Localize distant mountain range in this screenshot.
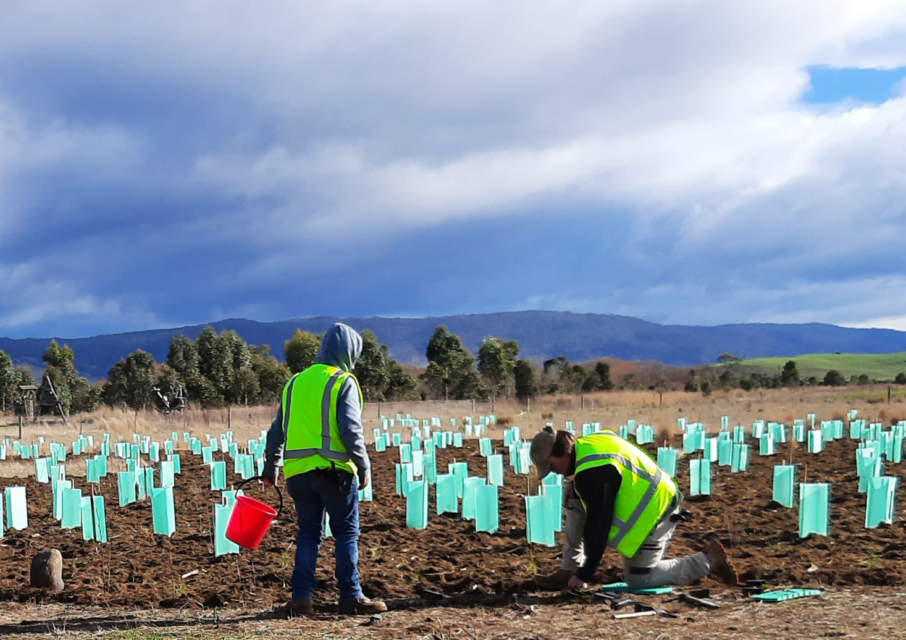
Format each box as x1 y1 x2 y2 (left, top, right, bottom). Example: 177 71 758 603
4 311 906 380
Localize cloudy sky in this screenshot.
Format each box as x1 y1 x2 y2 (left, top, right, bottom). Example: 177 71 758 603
2 1 906 339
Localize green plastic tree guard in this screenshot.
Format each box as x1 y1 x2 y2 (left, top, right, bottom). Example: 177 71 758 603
682 433 697 454
759 434 775 456
170 454 181 474
799 483 830 537
400 443 412 463
358 480 373 502
769 423 787 443
424 451 437 484
542 483 563 532
52 480 71 521
753 588 821 602
689 459 711 496
211 461 227 491
93 496 107 543
865 476 898 528
412 450 424 478
718 440 733 466
214 503 240 556
525 494 556 546
462 477 486 520
475 484 499 534
151 487 176 537
543 473 562 486
733 426 746 443
453 433 463 447
118 471 137 506
808 430 823 454
436 474 458 514
704 438 718 463
657 448 678 477
4 486 27 530
731 444 749 473
773 465 796 508
406 480 429 529
892 433 904 464
35 458 49 484
448 462 469 498
487 454 504 487
61 488 82 529
81 496 95 541
856 451 882 493
479 438 493 457
96 455 108 477
161 461 175 488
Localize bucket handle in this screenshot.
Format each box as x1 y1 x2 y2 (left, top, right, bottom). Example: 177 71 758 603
234 476 283 519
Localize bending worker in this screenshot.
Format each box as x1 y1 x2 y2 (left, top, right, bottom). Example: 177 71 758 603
530 426 738 591
263 323 386 616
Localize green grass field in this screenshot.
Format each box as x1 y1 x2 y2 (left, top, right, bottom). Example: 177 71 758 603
718 352 906 382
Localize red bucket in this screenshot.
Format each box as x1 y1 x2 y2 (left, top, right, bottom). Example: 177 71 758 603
225 478 283 550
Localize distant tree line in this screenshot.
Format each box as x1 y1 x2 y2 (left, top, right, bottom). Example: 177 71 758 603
6 332 906 416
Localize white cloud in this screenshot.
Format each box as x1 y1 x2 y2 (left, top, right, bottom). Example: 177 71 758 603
3 1 906 331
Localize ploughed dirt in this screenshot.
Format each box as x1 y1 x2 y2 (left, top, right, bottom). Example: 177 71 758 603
0 435 904 610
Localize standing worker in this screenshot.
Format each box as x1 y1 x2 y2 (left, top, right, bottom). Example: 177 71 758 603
263 323 386 616
530 426 738 590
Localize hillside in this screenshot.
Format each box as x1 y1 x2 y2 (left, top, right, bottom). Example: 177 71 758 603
723 352 906 382
4 311 906 380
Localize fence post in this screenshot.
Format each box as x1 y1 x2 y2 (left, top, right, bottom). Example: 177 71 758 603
228 406 232 431
581 395 585 410
19 415 23 439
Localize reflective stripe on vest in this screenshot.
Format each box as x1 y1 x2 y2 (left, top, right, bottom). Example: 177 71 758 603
574 432 676 558
283 369 350 461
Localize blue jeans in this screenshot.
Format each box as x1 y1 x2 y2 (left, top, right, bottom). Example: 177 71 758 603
286 470 362 601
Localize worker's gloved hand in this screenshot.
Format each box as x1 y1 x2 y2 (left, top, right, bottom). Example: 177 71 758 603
262 464 276 488
567 575 587 591
358 474 371 491
564 481 577 501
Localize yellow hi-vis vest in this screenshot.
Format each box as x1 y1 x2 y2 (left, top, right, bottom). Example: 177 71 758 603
281 364 362 480
573 431 677 558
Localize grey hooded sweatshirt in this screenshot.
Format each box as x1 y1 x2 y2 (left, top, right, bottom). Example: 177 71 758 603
264 323 371 485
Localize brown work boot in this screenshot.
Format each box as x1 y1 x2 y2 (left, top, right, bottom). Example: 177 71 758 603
534 568 575 591
274 598 314 616
338 596 387 615
703 541 738 586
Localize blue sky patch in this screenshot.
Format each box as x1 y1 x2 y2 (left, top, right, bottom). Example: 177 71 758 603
803 65 906 104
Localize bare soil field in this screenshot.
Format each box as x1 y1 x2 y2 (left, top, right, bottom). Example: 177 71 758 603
3 391 906 638
1 435 904 612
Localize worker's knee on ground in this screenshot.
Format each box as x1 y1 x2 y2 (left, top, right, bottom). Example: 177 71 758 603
623 570 652 589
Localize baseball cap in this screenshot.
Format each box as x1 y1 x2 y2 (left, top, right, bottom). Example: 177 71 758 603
530 426 556 479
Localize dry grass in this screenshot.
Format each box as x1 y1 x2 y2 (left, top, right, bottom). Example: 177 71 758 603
0 386 894 451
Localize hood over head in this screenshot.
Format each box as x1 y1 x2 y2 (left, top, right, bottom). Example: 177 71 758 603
315 323 363 372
